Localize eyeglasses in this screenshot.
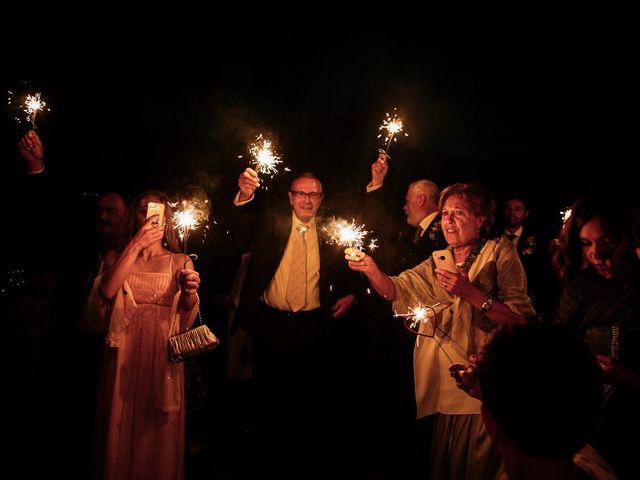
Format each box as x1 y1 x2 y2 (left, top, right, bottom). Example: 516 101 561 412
290 191 324 200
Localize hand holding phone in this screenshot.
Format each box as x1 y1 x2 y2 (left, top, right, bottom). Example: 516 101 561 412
432 249 457 273
146 201 165 227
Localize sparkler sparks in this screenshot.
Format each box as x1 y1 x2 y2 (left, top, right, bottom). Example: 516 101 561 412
560 207 572 224
7 90 50 128
323 218 372 261
394 303 436 331
324 218 368 250
395 301 464 364
249 134 282 177
23 92 48 129
171 198 210 255
377 108 408 157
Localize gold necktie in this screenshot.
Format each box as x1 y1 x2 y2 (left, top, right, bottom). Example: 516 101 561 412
286 224 308 312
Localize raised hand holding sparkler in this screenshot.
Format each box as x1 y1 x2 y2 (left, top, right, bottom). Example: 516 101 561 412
237 167 261 202
17 130 44 173
377 107 408 159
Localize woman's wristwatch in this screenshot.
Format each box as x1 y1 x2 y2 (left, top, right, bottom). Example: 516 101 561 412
480 294 494 313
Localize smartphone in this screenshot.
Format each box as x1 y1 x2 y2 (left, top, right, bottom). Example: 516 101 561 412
146 201 165 227
432 249 457 273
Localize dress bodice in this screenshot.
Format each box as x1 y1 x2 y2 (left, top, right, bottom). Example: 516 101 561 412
128 254 177 306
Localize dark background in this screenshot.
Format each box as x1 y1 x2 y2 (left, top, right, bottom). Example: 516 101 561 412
2 5 632 238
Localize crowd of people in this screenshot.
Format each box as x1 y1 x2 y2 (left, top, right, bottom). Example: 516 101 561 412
3 130 639 479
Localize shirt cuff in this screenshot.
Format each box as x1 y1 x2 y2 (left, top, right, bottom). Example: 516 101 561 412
233 190 254 206
366 182 383 193
27 164 45 175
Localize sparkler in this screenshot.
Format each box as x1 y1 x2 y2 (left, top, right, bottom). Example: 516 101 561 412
377 108 408 158
171 198 210 258
394 301 465 365
394 303 435 331
323 217 372 260
23 92 47 129
560 207 572 224
249 134 283 177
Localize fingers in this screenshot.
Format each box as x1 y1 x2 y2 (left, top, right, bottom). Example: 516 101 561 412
238 168 261 196
144 215 163 229
241 167 260 184
18 131 41 152
180 269 200 295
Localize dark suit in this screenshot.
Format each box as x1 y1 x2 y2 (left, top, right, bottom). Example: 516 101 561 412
231 198 361 471
234 208 356 330
502 228 559 321
392 216 448 275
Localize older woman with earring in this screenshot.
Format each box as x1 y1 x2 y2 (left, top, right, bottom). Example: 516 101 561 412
348 182 535 480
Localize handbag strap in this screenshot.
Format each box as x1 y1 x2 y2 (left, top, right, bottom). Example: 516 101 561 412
169 253 201 336
169 294 201 337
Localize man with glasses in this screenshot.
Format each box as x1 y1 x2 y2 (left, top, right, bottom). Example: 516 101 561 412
230 167 360 475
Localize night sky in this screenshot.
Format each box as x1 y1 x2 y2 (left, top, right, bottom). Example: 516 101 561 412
2 6 631 236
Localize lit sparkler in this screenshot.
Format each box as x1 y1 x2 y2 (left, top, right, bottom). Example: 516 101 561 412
377 107 408 158
394 301 463 364
560 207 572 224
323 217 370 260
394 303 434 331
23 92 47 129
249 134 282 177
171 198 210 256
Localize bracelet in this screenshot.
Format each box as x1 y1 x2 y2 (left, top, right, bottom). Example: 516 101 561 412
480 294 494 313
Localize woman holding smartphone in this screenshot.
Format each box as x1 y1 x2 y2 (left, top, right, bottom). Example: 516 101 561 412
347 182 535 480
92 189 201 480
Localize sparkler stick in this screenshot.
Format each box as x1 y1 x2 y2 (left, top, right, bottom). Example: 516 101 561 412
377 108 408 159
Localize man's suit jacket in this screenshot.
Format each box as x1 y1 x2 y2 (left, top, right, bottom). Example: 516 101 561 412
233 204 360 332
392 216 448 275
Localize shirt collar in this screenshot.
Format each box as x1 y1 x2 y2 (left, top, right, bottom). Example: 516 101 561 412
419 211 439 233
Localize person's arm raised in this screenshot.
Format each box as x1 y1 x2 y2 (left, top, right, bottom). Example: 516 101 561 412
18 130 44 173
100 216 165 300
235 167 261 204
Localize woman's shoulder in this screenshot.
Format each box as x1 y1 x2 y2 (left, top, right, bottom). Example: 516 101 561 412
485 236 518 256
170 252 194 270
